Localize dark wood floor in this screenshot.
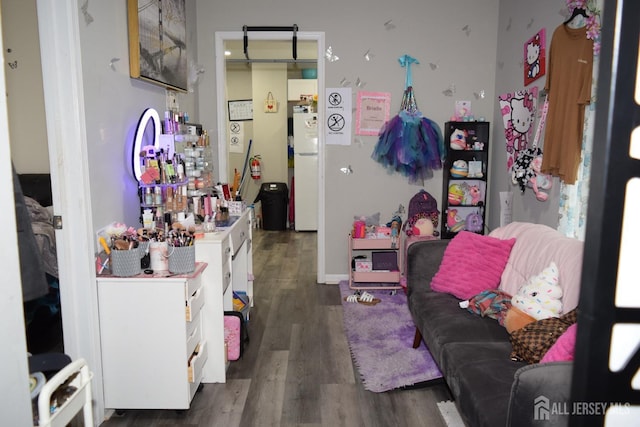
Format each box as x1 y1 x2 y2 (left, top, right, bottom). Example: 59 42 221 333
100 229 451 426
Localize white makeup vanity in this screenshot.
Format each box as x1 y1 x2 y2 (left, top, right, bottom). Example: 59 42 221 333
96 209 253 410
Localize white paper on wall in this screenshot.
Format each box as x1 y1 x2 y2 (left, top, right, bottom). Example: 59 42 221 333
229 122 244 153
500 191 513 227
325 87 352 146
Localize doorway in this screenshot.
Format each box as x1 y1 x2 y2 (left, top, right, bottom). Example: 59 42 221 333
215 31 326 284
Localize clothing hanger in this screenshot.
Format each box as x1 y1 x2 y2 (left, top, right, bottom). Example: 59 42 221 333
563 7 589 25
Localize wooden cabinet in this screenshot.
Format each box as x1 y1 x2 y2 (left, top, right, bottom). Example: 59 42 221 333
195 209 253 383
97 263 207 410
441 121 490 239
348 234 402 291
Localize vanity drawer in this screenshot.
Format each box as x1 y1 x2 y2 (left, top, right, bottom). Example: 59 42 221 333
221 236 232 261
186 310 199 340
222 259 232 293
229 220 248 257
186 318 201 358
185 272 203 302
185 287 204 322
187 340 207 384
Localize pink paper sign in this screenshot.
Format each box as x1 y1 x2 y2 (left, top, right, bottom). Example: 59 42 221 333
356 91 391 136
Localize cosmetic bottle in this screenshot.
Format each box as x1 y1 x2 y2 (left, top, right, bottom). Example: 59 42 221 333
143 187 151 205
154 186 163 205
155 207 164 231
164 111 174 134
165 186 174 212
142 209 154 230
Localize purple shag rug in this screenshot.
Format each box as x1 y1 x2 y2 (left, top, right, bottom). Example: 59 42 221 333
339 281 442 392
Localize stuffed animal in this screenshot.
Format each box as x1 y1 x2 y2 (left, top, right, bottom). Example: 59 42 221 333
404 190 440 237
528 154 552 202
468 185 482 206
464 211 483 233
450 129 468 150
450 160 468 178
504 306 536 333
448 184 465 205
411 217 434 236
512 147 552 202
504 262 563 333
446 209 465 232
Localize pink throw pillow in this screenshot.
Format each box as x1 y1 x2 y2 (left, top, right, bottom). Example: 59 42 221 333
431 231 516 300
541 323 577 363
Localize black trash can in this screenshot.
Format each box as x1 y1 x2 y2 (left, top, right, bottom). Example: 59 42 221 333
255 182 289 230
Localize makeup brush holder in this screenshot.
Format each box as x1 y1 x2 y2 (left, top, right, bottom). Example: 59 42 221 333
168 245 195 274
111 247 143 277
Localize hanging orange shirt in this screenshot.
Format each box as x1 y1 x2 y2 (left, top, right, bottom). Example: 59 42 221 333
541 24 594 184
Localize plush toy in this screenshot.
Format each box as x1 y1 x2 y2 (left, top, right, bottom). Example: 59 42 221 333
464 211 483 233
468 184 482 206
450 160 468 178
448 184 465 205
446 209 465 232
504 306 536 333
404 190 440 237
504 262 563 332
450 128 468 150
512 147 552 202
528 154 552 202
411 217 434 236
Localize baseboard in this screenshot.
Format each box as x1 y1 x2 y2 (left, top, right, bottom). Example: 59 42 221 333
324 274 349 284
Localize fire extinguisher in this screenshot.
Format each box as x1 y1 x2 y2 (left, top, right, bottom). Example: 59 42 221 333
250 155 262 180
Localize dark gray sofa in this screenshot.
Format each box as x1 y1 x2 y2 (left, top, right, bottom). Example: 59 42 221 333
406 236 575 427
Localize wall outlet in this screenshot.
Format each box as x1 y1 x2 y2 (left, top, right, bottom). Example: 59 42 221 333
166 89 178 112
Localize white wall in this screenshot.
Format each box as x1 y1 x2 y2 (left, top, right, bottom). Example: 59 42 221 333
197 0 501 278
226 67 254 197
250 63 289 198
1 0 49 173
78 1 199 230
0 17 32 426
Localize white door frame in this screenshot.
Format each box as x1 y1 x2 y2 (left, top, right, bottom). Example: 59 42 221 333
36 0 105 422
215 31 326 284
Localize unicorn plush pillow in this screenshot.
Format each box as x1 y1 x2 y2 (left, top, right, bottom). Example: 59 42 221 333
512 262 563 320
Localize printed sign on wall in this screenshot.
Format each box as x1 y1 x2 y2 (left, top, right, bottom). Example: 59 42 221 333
325 87 352 146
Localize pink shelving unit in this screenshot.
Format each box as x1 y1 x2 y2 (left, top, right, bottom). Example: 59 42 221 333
348 233 402 291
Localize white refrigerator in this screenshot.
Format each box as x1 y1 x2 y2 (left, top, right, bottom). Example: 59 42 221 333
293 112 319 231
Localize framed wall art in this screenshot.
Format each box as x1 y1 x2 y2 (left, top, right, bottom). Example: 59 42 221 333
524 29 546 87
127 0 188 92
228 100 254 121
